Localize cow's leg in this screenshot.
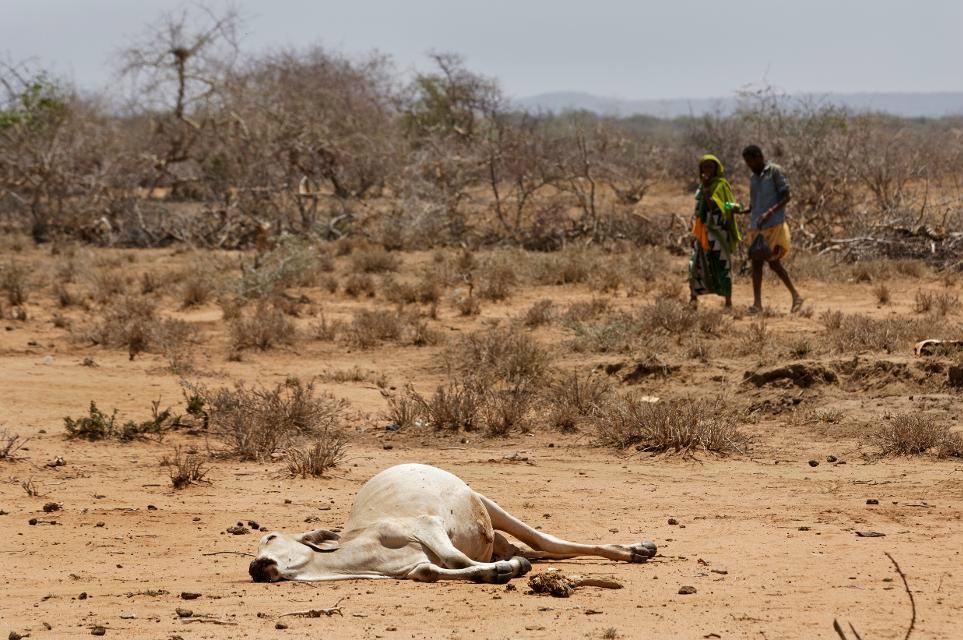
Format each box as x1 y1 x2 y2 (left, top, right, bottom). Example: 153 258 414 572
481 495 657 563
406 557 532 584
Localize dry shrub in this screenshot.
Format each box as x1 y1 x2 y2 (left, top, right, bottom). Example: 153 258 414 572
164 446 209 489
529 248 594 285
79 296 195 359
382 272 441 305
476 254 517 301
351 247 400 274
230 302 297 352
455 291 481 316
344 309 402 348
821 310 950 353
481 386 532 436
523 299 555 327
285 436 348 477
561 297 610 323
543 369 612 432
587 262 628 293
1 262 29 306
914 290 934 314
413 378 485 432
637 297 698 334
0 428 29 460
309 312 342 341
382 384 424 430
185 378 347 461
595 396 747 455
873 283 891 305
869 414 958 455
454 324 550 385
54 281 75 307
343 273 376 297
235 240 328 299
88 267 129 304
181 272 218 308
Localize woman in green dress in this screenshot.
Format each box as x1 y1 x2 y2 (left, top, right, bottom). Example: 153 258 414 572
689 154 741 309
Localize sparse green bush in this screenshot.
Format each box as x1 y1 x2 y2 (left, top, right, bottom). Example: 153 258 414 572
0 428 29 460
64 400 172 442
1 262 29 306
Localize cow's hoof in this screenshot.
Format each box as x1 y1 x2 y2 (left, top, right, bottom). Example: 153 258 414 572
513 556 533 577
628 541 658 563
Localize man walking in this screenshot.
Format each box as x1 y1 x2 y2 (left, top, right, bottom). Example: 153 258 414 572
742 145 803 314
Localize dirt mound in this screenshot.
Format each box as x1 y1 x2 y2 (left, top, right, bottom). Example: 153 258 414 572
744 362 838 388
604 357 679 384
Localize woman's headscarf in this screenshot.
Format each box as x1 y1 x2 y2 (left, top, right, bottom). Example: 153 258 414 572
695 154 741 253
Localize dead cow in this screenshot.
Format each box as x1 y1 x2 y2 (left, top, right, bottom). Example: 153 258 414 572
250 463 657 583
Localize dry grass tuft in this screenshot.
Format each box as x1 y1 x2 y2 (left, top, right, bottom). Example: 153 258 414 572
595 396 747 455
229 302 297 352
163 446 210 489
543 369 612 432
285 436 348 477
351 247 400 274
522 299 555 327
820 310 951 353
184 378 347 461
1 261 30 306
453 324 550 386
873 283 891 305
0 428 29 460
869 414 957 456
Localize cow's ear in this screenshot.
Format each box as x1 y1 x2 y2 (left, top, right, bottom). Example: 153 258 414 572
301 539 340 552
297 529 341 552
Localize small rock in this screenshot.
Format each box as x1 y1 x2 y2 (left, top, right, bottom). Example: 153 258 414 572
226 524 250 535
9 632 25 640
146 505 157 511
284 499 292 504
798 526 811 531
826 455 838 463
383 444 393 450
43 502 61 513
678 585 697 595
710 568 728 575
856 531 885 537
808 460 819 467
95 522 105 527
192 517 201 522
667 518 679 525
275 622 288 630
82 356 97 367
78 592 88 600
90 627 106 636
119 613 136 620
246 520 260 530
180 592 202 600
28 518 38 525
866 499 879 505
175 607 193 618
385 422 401 432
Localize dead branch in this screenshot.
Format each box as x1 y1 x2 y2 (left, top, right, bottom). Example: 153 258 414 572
278 597 346 618
885 552 916 640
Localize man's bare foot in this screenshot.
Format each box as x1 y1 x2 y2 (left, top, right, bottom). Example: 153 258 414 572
791 297 804 313
747 305 763 315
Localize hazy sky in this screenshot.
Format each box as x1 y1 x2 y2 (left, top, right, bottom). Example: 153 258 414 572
2 0 961 100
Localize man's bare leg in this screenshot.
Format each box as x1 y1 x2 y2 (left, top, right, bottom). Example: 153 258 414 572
750 259 765 312
768 260 803 311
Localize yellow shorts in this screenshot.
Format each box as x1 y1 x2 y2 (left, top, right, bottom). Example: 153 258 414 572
747 223 791 261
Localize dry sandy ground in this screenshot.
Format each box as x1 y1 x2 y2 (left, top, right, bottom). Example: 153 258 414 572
2 239 963 639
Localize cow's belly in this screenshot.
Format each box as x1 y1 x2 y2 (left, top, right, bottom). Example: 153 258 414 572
342 464 495 561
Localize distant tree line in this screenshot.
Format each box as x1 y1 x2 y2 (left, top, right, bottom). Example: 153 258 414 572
2 6 961 252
